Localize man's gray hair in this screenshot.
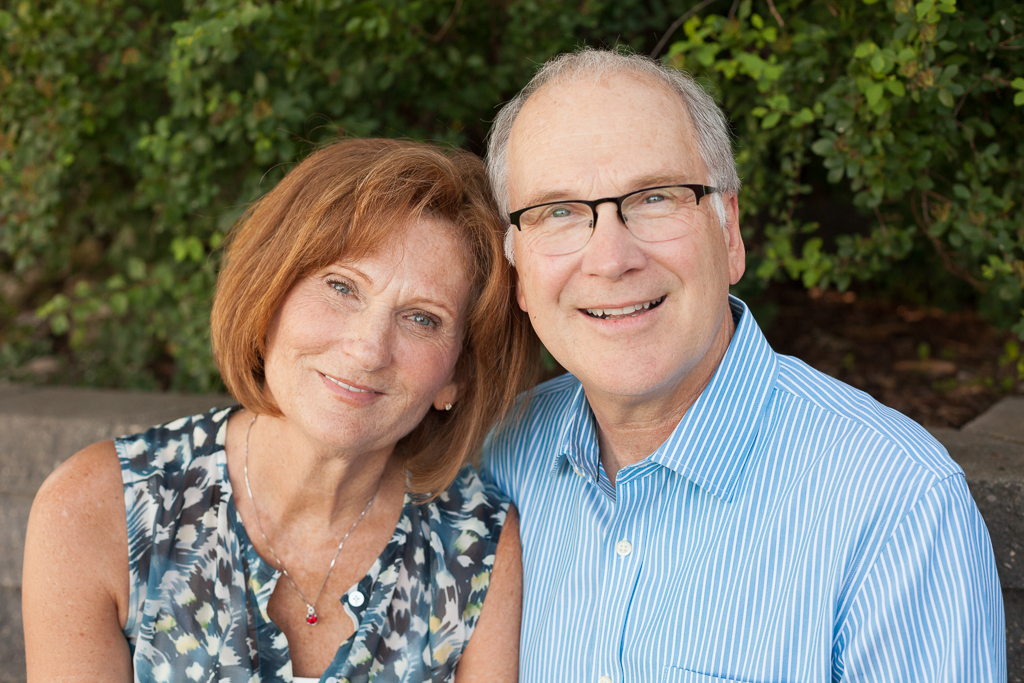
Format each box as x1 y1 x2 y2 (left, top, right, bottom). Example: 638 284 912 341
485 48 741 264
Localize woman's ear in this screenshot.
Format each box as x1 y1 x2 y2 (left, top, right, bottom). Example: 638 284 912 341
433 380 459 412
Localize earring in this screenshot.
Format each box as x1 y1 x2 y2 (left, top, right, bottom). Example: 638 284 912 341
444 403 453 411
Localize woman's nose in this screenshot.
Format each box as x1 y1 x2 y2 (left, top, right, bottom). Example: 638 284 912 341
344 312 393 371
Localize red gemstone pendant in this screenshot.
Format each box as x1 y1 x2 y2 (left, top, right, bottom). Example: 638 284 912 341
306 605 318 626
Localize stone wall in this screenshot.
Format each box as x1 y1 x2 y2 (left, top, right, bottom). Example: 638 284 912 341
1 384 1019 680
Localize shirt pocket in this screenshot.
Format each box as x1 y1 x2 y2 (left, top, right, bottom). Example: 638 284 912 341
661 666 751 683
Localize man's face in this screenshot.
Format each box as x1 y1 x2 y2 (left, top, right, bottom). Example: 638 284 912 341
507 72 745 408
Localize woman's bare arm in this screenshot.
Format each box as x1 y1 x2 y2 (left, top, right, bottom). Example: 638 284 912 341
23 440 132 682
455 506 522 683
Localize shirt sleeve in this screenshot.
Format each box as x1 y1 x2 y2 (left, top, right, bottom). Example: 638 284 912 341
834 473 1005 681
479 428 518 507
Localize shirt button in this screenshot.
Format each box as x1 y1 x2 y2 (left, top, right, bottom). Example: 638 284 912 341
598 676 612 683
348 590 365 607
615 540 632 557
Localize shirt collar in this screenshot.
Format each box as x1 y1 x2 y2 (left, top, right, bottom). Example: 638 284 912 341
549 296 779 502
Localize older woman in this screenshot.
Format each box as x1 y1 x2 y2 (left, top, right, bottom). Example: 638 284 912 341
23 138 539 682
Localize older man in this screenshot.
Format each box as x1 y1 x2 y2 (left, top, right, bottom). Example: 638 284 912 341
481 49 1004 682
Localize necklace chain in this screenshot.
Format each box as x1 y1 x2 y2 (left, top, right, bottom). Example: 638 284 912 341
243 414 377 626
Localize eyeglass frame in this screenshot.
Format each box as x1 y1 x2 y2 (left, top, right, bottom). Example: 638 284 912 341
508 184 720 233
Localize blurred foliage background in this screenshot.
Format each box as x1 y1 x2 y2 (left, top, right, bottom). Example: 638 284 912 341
0 0 1022 393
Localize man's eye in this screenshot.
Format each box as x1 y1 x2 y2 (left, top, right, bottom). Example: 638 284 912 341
643 193 666 204
410 313 436 327
551 207 572 218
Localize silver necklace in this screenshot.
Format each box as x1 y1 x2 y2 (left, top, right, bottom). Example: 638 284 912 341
243 414 377 626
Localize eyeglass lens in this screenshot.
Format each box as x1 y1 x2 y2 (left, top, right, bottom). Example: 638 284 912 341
517 186 704 256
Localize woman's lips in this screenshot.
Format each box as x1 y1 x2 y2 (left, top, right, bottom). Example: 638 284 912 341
320 372 381 394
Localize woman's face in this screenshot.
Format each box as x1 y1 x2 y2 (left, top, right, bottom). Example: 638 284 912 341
263 217 471 456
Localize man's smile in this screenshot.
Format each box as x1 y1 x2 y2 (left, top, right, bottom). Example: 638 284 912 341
582 295 666 320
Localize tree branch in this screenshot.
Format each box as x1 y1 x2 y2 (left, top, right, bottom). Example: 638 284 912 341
432 0 463 43
650 0 722 59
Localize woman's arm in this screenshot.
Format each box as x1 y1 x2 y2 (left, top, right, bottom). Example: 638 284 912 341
455 506 522 683
22 440 133 682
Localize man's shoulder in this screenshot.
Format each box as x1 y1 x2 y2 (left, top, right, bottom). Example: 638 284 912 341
483 373 581 474
772 353 961 480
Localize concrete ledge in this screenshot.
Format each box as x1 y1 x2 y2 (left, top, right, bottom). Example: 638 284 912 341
0 587 23 682
964 397 1024 445
0 384 233 495
0 385 233 683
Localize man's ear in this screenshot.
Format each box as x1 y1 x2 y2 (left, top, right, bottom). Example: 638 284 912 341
724 193 746 285
512 254 530 313
516 273 529 313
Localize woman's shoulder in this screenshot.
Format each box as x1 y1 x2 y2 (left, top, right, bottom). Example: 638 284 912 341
25 439 131 630
430 464 510 527
413 465 510 569
117 405 237 482
32 439 124 531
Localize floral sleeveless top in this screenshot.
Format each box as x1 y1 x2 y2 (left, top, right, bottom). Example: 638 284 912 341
115 406 509 683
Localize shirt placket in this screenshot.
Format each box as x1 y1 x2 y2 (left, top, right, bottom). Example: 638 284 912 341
591 464 658 683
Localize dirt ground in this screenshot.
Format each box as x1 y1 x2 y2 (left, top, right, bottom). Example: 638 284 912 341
760 284 1020 429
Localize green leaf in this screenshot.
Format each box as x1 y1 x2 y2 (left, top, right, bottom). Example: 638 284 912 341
50 313 69 336
938 89 954 108
886 79 906 97
110 292 129 316
870 53 885 73
1014 91 1024 107
761 111 782 129
864 82 885 107
811 138 834 155
854 42 875 59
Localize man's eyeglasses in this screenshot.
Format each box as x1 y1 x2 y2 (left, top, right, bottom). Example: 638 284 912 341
509 184 719 256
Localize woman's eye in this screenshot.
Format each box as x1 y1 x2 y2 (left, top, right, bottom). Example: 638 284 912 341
410 313 436 327
329 280 352 295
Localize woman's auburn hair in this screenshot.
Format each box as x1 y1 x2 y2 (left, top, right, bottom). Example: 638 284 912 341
211 137 540 497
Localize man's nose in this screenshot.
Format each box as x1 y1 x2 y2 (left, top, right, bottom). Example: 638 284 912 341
580 203 647 279
343 310 393 371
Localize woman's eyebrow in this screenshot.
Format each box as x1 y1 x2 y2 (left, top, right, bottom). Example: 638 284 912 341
332 264 374 285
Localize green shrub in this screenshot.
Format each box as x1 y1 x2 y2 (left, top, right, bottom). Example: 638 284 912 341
1 0 1021 392
0 0 590 390
664 0 1024 327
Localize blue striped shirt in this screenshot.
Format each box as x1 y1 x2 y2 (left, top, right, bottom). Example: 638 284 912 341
482 296 1004 682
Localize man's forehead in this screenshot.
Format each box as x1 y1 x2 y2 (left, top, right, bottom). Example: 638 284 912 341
506 71 703 204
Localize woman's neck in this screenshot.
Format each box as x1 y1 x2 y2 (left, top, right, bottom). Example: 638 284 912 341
226 408 402 533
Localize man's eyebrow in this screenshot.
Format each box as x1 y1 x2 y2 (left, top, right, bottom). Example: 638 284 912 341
519 174 694 209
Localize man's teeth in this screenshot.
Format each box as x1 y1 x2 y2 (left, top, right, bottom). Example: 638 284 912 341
325 375 373 393
586 296 664 319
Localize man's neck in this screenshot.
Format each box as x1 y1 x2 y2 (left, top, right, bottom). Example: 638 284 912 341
589 311 737 485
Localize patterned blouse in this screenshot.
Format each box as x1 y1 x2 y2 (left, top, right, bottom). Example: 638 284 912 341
116 406 509 683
